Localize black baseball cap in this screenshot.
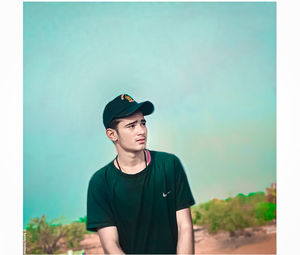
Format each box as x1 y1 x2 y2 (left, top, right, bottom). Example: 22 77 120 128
103 94 154 129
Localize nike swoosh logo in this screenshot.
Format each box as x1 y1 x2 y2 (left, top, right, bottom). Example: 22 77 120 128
163 191 171 197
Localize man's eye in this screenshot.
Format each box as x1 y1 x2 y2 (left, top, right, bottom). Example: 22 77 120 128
129 124 135 128
142 122 146 126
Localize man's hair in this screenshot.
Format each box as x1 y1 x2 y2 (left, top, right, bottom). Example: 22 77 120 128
107 118 121 131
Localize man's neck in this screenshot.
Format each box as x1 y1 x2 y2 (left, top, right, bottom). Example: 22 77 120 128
114 147 147 173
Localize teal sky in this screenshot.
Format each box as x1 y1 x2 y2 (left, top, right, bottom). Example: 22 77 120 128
23 2 276 228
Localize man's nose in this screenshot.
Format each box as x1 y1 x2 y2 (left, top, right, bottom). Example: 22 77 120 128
137 123 146 135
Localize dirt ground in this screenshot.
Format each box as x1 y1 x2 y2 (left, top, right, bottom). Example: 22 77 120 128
79 224 276 254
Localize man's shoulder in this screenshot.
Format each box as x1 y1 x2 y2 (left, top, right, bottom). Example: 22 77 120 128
151 150 180 163
89 161 113 184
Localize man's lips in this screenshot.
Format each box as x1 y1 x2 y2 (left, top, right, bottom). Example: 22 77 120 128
136 137 146 142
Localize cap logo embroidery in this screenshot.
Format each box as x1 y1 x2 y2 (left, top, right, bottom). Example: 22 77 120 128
121 94 135 102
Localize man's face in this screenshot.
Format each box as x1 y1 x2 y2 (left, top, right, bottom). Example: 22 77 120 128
115 112 148 152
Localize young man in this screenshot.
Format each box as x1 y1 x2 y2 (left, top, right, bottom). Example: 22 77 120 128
87 94 195 254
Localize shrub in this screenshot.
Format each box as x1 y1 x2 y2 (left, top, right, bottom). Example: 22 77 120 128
192 189 276 235
25 215 86 254
255 202 276 222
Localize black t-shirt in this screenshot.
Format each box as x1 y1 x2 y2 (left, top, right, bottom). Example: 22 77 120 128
87 150 195 254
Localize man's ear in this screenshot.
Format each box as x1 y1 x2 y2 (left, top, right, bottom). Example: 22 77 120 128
106 128 118 142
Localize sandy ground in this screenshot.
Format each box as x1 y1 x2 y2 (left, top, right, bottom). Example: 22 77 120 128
79 224 276 254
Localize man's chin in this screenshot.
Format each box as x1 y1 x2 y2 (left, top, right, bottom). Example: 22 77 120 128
131 145 147 153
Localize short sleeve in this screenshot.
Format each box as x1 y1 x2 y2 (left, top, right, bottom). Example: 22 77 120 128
86 174 115 232
174 157 195 211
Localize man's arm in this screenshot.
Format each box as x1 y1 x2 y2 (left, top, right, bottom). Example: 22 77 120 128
97 226 125 254
176 207 194 254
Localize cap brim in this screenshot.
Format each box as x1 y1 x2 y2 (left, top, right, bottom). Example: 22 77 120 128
115 101 154 119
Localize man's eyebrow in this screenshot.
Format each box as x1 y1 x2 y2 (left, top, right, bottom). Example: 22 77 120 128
125 120 138 127
124 119 146 127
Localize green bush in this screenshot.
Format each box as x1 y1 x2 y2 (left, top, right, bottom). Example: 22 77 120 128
192 189 276 235
25 215 86 254
255 202 276 222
